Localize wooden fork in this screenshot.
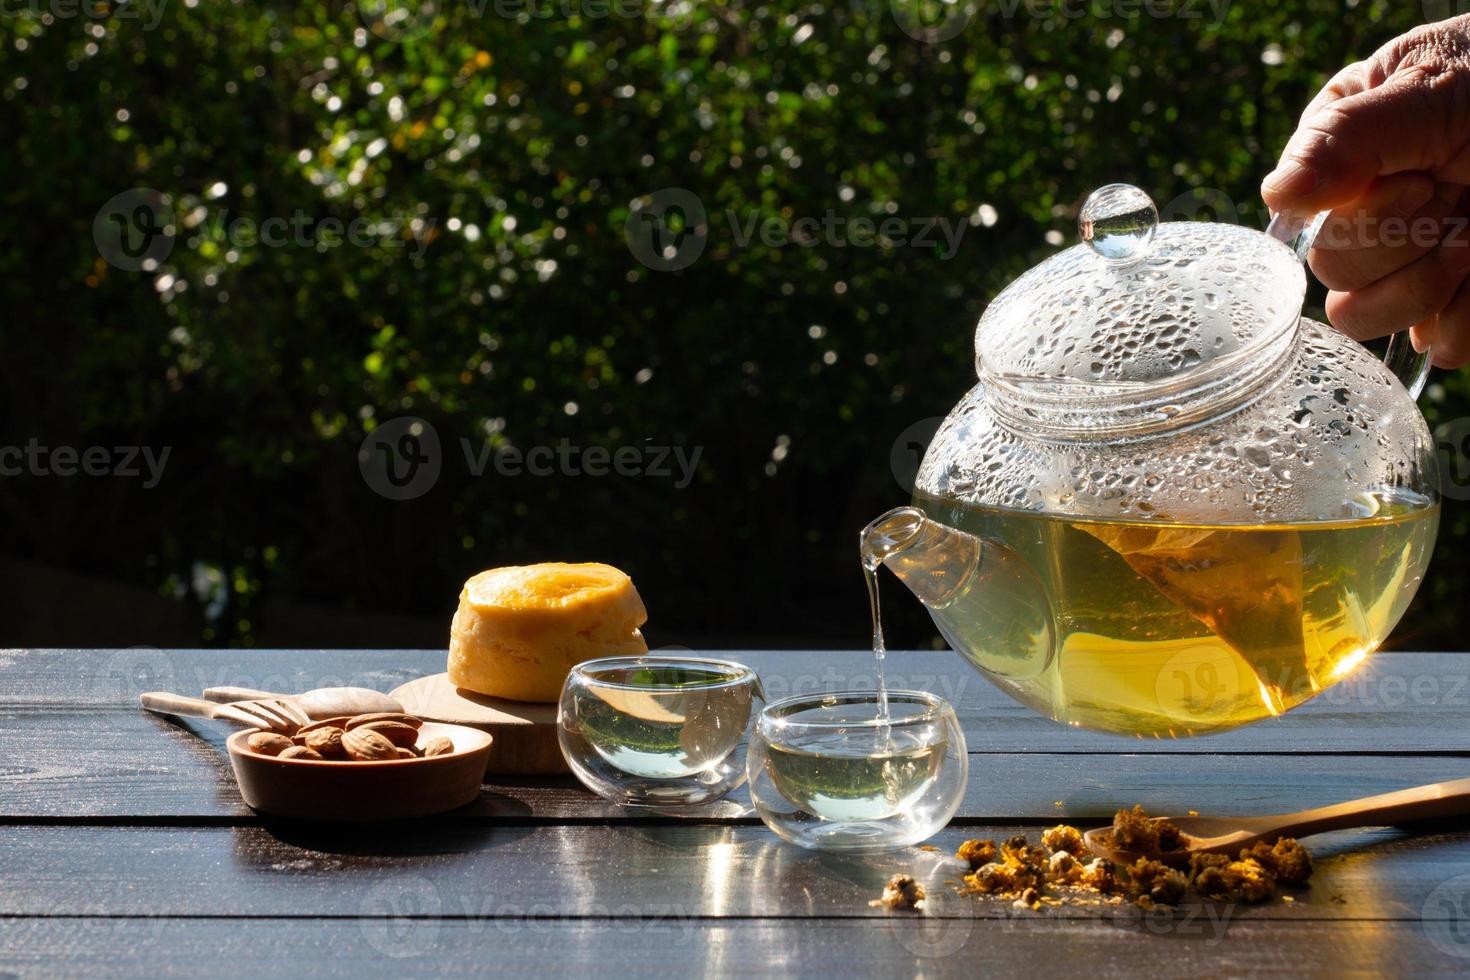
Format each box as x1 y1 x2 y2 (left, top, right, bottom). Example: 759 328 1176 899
140 691 311 734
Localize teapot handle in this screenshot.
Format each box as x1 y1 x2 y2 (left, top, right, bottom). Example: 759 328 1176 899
1266 210 1432 399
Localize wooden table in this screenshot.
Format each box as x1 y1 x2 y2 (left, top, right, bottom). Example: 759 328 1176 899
7 648 1470 976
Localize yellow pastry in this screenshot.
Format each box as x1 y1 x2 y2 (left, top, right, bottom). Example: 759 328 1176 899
448 563 648 702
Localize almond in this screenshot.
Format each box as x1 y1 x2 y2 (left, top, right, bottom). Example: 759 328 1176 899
279 745 324 760
304 726 346 759
345 712 423 731
355 720 420 747
294 716 354 738
247 732 294 757
341 727 398 761
394 747 417 760
420 736 454 757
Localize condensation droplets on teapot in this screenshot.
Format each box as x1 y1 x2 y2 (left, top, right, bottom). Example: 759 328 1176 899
864 184 1441 738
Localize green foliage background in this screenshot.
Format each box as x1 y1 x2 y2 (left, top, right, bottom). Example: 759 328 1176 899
0 0 1465 648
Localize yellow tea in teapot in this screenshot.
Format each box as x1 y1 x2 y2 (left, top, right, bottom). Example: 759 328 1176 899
912 491 1437 736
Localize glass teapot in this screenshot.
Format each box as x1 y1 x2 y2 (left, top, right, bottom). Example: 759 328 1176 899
865 184 1441 738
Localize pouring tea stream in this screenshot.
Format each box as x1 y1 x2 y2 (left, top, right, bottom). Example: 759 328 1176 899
862 184 1440 738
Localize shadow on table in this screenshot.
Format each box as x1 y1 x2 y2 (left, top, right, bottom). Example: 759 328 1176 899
252 817 536 857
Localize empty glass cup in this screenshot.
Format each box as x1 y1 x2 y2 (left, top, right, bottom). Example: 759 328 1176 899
558 656 764 807
747 690 967 850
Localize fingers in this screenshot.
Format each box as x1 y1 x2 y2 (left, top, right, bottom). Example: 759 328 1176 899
1262 70 1450 215
1308 173 1439 291
1294 60 1372 127
1411 314 1442 355
1271 18 1470 369
1324 210 1470 340
1430 283 1470 368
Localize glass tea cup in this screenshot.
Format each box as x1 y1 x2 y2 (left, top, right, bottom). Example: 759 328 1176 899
558 656 765 807
747 690 967 851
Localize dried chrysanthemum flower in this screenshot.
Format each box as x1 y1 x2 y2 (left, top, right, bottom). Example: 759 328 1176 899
1048 850 1083 885
1107 804 1185 853
942 806 1304 914
1012 886 1041 910
1000 835 1050 871
1126 858 1188 906
1127 859 1171 897
1000 835 1035 859
1008 860 1044 893
1081 857 1118 894
956 838 998 871
1194 857 1275 903
1188 852 1231 877
966 862 1013 895
1229 858 1276 902
1155 820 1187 853
1041 824 1086 856
871 873 925 909
1241 838 1312 885
1150 870 1189 907
1109 804 1159 851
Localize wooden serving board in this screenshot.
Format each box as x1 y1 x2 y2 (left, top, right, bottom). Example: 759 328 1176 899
390 672 566 775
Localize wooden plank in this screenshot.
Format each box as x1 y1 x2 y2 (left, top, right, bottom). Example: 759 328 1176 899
4 647 432 707
12 647 1470 753
4 917 1467 979
2 823 1468 923
8 703 1470 820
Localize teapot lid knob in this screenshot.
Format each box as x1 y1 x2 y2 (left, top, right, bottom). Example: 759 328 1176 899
1079 183 1158 263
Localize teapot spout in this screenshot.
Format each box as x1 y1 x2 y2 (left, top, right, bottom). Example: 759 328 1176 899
861 507 983 607
861 507 1056 681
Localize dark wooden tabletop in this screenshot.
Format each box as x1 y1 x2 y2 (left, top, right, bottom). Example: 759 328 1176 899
7 648 1470 977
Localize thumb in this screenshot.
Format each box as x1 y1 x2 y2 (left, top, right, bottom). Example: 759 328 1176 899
1261 74 1445 215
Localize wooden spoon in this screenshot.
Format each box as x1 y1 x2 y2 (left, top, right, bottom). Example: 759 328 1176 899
1084 777 1470 869
201 685 403 720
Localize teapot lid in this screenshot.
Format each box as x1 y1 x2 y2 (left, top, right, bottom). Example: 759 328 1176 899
977 184 1306 438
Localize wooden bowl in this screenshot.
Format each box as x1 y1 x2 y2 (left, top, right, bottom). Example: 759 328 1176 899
226 722 493 821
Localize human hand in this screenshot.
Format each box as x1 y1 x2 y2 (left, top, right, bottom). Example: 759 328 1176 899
1261 15 1470 369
